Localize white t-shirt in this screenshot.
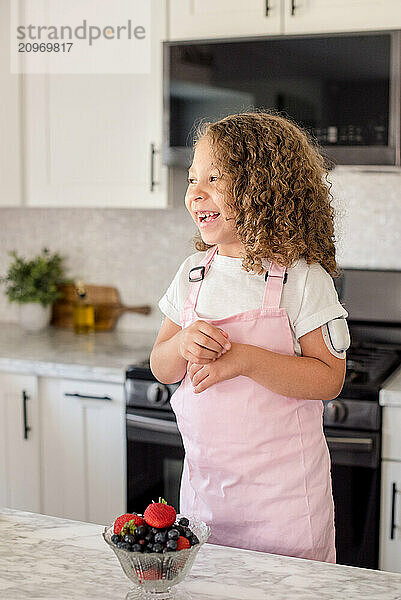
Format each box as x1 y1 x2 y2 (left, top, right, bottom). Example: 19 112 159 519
158 251 348 356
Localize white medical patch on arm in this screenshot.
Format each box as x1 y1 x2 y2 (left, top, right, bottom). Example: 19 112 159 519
321 317 350 359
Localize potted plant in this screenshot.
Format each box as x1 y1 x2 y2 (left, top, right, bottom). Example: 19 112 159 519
0 247 70 332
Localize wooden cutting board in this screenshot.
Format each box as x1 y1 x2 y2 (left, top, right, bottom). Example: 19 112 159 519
51 284 151 331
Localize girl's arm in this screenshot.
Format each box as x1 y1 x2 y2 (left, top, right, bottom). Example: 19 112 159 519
150 317 231 385
188 326 346 401
150 318 187 384
241 327 346 400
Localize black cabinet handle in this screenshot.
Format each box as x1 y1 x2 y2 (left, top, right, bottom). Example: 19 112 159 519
390 482 398 539
265 1 270 16
291 0 296 15
22 390 31 440
150 143 159 192
64 392 112 401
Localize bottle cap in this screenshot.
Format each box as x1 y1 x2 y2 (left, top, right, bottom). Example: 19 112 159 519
75 279 87 299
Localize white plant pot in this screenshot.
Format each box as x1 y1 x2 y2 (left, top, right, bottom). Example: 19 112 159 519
18 303 52 332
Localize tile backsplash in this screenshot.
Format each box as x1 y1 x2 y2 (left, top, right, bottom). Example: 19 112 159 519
1 167 400 333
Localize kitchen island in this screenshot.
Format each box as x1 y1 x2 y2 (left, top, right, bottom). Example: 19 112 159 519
1 509 401 600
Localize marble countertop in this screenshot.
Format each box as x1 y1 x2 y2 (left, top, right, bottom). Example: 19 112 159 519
380 365 401 407
1 508 401 600
0 322 157 383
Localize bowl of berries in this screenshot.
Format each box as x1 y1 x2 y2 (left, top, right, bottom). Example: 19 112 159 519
103 498 210 599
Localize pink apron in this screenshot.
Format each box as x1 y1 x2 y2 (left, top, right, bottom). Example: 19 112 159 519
170 245 336 563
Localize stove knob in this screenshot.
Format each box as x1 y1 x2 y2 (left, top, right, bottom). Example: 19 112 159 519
325 400 347 424
147 383 169 406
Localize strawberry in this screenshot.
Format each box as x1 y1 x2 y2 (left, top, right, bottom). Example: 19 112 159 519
140 568 161 580
113 513 145 534
143 498 176 529
176 536 191 551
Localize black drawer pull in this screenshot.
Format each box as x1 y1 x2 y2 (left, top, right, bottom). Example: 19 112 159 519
150 143 159 192
64 392 112 401
22 390 31 440
265 0 270 16
291 0 296 15
390 482 399 540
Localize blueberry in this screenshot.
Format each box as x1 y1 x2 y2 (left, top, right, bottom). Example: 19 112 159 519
166 540 177 551
190 534 199 546
146 542 154 551
120 542 131 550
167 528 180 541
152 542 164 553
183 527 192 539
179 517 189 527
163 546 174 553
174 525 185 536
116 541 123 548
151 527 159 534
145 532 154 542
154 531 166 544
124 534 136 545
143 546 153 553
135 525 148 538
132 543 142 552
111 534 120 545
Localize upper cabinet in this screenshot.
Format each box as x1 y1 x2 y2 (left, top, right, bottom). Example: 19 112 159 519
0 0 22 206
283 0 401 35
168 0 401 41
22 0 168 208
168 0 281 40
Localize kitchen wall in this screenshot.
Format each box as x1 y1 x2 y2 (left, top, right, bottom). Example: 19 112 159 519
0 165 400 333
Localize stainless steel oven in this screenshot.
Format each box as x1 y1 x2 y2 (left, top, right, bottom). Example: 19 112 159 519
324 396 382 568
125 366 183 511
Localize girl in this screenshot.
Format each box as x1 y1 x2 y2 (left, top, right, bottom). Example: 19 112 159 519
150 110 349 563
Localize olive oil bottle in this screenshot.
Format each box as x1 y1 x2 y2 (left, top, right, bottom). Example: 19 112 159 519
72 280 95 334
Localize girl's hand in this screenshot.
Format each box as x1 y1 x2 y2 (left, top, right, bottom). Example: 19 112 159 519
178 320 231 365
187 343 245 393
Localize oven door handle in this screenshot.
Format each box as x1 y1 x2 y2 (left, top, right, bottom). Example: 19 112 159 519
126 413 179 435
325 436 373 451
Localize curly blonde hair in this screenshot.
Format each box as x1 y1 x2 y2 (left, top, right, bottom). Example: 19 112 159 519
192 109 340 277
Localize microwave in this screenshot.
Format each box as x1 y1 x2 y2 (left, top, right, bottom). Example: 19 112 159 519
163 31 401 169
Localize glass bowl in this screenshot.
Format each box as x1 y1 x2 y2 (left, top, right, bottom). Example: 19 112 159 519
103 514 210 599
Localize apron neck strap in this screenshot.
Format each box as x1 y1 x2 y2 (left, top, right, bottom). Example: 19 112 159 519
183 245 218 313
262 260 287 309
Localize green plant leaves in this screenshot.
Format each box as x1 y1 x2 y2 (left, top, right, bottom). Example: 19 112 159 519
0 247 71 306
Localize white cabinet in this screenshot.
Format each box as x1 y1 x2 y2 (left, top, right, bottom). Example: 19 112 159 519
283 0 401 34
168 0 281 40
0 0 22 206
40 377 126 525
380 460 401 573
380 405 401 573
0 373 40 512
168 0 401 41
23 0 168 208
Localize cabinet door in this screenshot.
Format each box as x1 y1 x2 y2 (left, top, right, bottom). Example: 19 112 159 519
41 377 126 524
0 0 22 206
168 0 282 41
23 0 168 208
380 460 401 573
0 373 40 511
382 406 401 461
283 0 401 34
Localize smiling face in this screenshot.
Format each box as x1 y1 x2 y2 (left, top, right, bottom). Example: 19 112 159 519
185 137 244 257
